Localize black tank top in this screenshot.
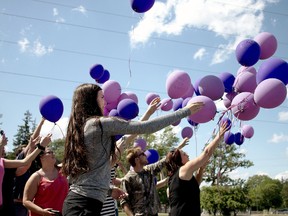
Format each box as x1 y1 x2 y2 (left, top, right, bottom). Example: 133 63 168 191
169 169 200 216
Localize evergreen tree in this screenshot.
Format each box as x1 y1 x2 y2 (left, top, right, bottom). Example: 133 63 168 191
13 110 36 151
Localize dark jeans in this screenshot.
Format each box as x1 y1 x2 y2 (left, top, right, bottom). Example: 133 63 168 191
62 191 103 216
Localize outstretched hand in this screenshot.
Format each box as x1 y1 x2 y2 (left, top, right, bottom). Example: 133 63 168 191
185 102 204 115
0 133 8 148
146 97 161 116
39 133 52 148
176 137 190 150
219 121 230 136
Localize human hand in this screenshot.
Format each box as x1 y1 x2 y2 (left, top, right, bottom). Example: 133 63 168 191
111 187 128 200
146 97 161 116
176 137 189 149
0 132 8 148
40 133 52 148
219 121 230 136
185 102 204 115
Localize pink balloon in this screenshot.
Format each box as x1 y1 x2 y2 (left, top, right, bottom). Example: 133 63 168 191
237 66 257 75
254 78 287 109
181 127 193 139
231 92 260 121
119 91 138 104
133 138 147 150
105 100 118 112
145 93 160 105
233 71 257 93
182 97 192 108
188 96 216 123
166 71 191 99
198 75 225 101
254 32 277 60
241 125 254 138
102 80 121 103
160 98 173 111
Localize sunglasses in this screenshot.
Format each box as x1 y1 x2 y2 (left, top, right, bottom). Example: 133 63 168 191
40 150 54 156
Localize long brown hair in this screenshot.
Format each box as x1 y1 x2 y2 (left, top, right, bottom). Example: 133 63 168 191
166 149 184 177
62 83 117 178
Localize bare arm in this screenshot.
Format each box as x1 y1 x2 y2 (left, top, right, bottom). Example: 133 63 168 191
176 137 189 150
122 203 134 216
195 160 209 185
4 134 52 169
156 177 168 189
179 123 228 181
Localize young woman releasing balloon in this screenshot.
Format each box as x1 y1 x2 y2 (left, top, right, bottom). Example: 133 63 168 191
61 83 204 216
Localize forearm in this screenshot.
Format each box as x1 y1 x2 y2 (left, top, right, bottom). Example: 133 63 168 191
195 167 205 185
122 203 134 216
23 200 46 216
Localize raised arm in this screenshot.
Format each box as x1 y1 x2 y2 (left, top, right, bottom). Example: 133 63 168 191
176 137 189 150
3 134 52 169
179 122 229 181
114 97 161 158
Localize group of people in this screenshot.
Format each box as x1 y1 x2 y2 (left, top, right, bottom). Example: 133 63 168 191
1 82 229 216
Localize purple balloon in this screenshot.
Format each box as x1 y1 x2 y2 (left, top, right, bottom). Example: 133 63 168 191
166 71 191 99
102 80 121 103
97 69 110 84
193 79 201 96
173 98 183 111
231 92 260 121
241 125 254 138
237 66 257 75
187 118 199 127
223 92 237 109
233 71 257 93
254 32 277 60
108 109 119 117
182 97 192 108
145 93 160 105
117 98 139 120
90 64 104 80
181 127 193 139
181 84 195 99
119 91 138 104
220 117 232 130
188 96 216 124
131 0 155 13
198 75 225 100
224 131 235 145
236 39 261 66
257 58 288 85
234 132 245 145
254 78 287 109
160 98 173 111
219 72 235 93
145 149 159 164
105 101 118 112
134 138 147 150
39 95 64 123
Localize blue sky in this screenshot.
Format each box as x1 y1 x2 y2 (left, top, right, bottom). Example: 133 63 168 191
0 0 288 181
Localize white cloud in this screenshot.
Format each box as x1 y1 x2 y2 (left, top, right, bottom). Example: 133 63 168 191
17 38 54 57
18 38 30 52
53 8 59 16
278 111 288 122
72 5 87 15
275 171 288 181
193 48 206 60
229 169 250 180
129 0 273 64
268 133 288 143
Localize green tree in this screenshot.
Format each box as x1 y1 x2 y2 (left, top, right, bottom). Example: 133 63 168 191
13 110 36 150
50 138 65 163
245 175 283 210
281 180 288 208
203 141 253 186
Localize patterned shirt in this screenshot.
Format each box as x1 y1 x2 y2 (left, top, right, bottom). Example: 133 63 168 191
120 157 166 216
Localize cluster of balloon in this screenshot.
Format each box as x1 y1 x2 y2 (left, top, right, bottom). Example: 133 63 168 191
130 0 155 13
133 138 159 164
102 80 139 120
90 64 110 84
39 95 64 123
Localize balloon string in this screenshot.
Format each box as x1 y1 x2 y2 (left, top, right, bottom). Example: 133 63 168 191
55 123 65 139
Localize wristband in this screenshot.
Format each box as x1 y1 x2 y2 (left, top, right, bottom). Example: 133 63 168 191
36 143 45 151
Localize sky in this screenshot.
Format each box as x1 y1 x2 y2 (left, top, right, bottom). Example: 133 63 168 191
0 0 288 181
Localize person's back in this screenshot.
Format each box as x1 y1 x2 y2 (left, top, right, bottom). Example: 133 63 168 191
169 169 200 216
